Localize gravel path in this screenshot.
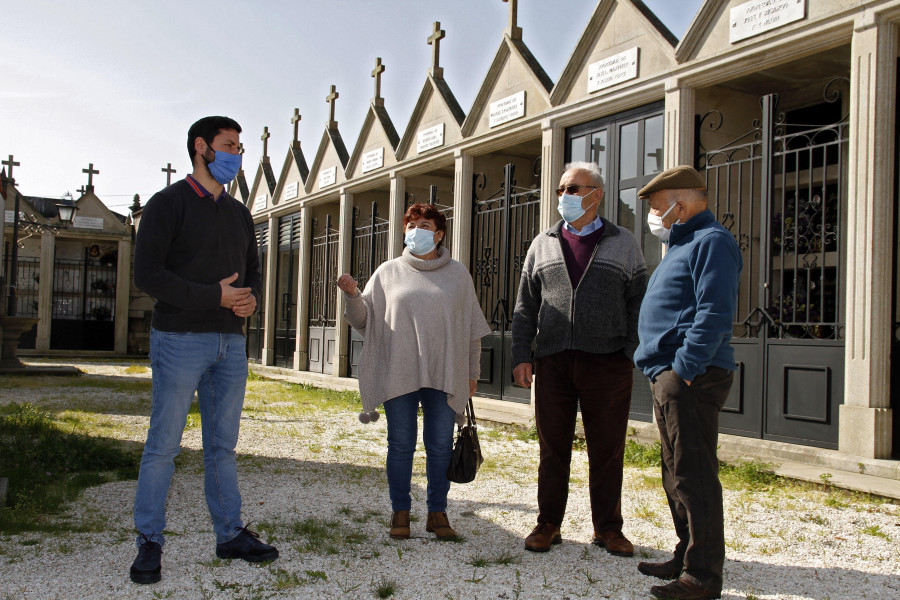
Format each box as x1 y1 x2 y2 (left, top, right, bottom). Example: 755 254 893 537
1 360 898 600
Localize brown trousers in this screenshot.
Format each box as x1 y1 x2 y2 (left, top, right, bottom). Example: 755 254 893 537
533 349 634 534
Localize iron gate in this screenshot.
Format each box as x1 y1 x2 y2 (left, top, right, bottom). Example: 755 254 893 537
406 185 454 249
4 256 40 348
471 162 540 402
698 85 848 448
308 215 338 374
274 214 300 368
247 222 268 362
51 248 116 350
348 201 389 377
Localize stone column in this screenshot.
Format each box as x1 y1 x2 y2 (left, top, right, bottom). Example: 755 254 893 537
540 118 564 231
664 78 696 168
334 191 354 376
839 14 896 459
35 232 55 351
114 238 131 353
388 172 406 259
452 150 473 265
294 206 311 371
262 214 278 366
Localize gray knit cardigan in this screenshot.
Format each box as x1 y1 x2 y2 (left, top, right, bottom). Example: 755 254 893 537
343 247 492 416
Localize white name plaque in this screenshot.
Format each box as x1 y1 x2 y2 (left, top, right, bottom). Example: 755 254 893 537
73 216 104 230
588 47 639 93
416 123 445 153
284 181 299 201
5 210 20 223
318 166 337 188
253 194 267 212
730 0 806 44
362 147 384 173
489 91 526 128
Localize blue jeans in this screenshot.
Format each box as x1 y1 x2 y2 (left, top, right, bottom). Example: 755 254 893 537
383 388 456 513
134 328 248 547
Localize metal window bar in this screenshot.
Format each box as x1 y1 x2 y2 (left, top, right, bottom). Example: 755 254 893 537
351 201 389 290
309 215 339 328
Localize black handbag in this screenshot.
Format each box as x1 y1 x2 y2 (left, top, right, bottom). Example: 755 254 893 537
446 397 484 484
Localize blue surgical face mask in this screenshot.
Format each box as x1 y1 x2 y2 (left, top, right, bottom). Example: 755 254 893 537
404 227 438 256
205 148 242 185
557 191 596 224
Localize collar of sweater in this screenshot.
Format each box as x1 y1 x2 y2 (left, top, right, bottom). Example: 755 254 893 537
548 217 618 238
400 246 451 271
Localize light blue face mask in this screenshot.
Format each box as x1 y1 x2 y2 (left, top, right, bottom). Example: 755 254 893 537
557 191 596 224
206 149 242 185
404 227 438 255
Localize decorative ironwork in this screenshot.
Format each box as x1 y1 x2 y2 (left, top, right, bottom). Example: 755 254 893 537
350 201 389 290
309 215 339 328
695 110 724 152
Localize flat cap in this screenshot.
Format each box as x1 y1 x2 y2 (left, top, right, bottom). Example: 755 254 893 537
638 165 706 198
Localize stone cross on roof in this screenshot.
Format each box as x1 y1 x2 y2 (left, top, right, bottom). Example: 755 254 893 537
238 143 245 155
77 185 86 195
428 21 446 78
261 126 270 159
82 163 99 192
291 108 302 144
502 0 522 40
161 162 177 185
371 57 385 106
326 85 339 129
2 155 19 184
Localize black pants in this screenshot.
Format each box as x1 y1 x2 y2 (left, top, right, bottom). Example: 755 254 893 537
651 366 734 594
534 349 634 534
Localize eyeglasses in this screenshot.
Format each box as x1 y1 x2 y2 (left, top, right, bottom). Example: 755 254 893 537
556 184 599 197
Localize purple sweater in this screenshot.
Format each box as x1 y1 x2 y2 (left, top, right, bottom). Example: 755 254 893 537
560 226 606 287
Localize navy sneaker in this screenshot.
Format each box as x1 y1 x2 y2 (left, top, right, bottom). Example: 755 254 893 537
216 525 279 563
130 535 162 584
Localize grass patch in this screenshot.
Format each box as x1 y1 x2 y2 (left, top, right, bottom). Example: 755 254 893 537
0 402 140 534
719 459 779 491
372 576 396 598
466 549 522 568
623 440 662 468
290 516 370 554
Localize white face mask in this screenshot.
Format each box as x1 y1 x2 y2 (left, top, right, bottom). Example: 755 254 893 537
404 227 438 255
647 202 678 242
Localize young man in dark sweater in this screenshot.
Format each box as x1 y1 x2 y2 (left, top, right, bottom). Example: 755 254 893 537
512 161 647 556
129 116 277 585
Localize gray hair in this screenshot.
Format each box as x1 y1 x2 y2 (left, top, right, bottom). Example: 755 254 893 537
563 161 605 190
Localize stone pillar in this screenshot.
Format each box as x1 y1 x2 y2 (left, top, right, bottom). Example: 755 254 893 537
334 191 354 376
35 233 55 351
114 238 131 353
839 14 896 459
388 172 406 259
294 206 312 371
664 78 696 168
540 118 564 231
453 150 473 265
262 214 278 366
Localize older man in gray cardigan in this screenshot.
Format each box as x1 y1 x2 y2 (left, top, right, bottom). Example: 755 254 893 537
512 161 647 555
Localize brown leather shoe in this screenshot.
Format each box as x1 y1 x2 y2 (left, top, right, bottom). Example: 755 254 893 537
425 512 457 539
592 530 634 557
524 522 562 552
389 510 410 539
650 577 720 600
638 558 683 580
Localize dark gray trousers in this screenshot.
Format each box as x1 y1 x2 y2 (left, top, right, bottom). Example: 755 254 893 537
651 366 734 594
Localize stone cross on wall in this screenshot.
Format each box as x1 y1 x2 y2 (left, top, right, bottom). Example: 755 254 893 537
428 21 445 78
502 0 522 40
161 162 177 185
2 155 19 184
291 108 302 144
82 163 99 192
371 57 385 105
261 126 270 159
326 85 339 129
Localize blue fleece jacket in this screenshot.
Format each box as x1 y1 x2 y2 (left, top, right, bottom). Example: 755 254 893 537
634 209 743 382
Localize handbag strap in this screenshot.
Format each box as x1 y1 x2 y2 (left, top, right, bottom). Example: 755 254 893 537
465 397 477 429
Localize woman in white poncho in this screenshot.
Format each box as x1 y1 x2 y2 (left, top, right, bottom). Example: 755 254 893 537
337 203 490 541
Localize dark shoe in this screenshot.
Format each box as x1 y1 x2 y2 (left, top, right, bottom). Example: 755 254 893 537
592 530 634 557
638 558 683 580
390 510 410 540
216 525 279 562
651 577 720 600
425 511 457 539
524 522 562 552
129 536 162 584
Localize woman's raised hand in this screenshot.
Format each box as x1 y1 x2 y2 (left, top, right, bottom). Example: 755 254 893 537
337 273 359 296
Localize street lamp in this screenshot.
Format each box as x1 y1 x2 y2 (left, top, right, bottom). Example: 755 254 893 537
55 194 78 226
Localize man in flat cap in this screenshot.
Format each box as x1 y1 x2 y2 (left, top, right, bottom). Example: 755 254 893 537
633 165 742 600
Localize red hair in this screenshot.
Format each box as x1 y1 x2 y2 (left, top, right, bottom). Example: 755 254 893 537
403 203 447 248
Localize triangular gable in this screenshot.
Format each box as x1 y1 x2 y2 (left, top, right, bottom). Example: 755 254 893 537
396 74 466 161
305 127 350 195
271 142 310 208
462 35 553 137
676 0 825 63
70 191 131 235
228 169 250 204
247 160 275 216
345 103 401 179
551 0 677 106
